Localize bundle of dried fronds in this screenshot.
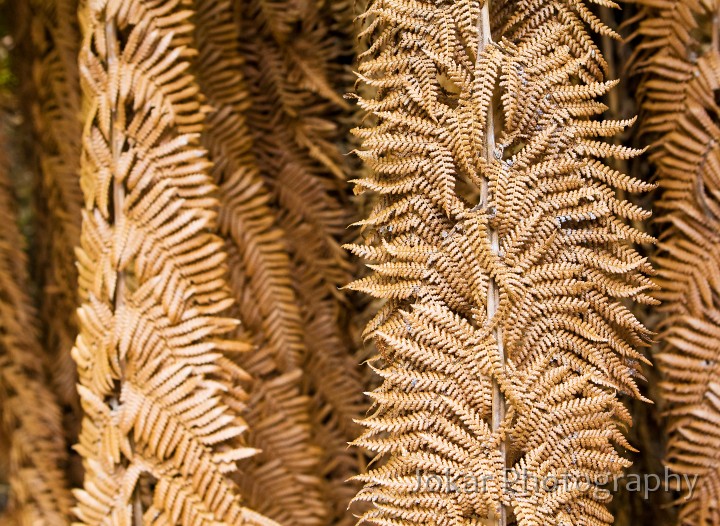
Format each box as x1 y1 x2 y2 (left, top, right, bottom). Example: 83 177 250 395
631 0 720 523
71 1 275 524
348 0 655 524
26 0 82 415
0 99 72 525
232 1 367 524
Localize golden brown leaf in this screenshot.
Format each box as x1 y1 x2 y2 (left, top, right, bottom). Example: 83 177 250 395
631 0 720 523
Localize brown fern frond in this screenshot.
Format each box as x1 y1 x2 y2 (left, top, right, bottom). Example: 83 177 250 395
233 1 367 524
193 2 327 524
14 1 86 486
631 0 720 523
236 0 354 289
26 0 83 416
71 1 275 524
348 0 653 524
0 98 73 525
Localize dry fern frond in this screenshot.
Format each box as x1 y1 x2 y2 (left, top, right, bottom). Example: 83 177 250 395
14 2 86 482
26 0 83 415
631 0 720 523
0 98 73 526
72 1 275 524
349 0 653 524
194 2 325 524
233 0 367 524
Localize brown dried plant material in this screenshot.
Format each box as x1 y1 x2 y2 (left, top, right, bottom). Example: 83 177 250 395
232 1 367 524
0 100 73 525
348 0 655 524
71 1 276 524
20 1 86 486
27 0 83 420
631 0 720 523
194 1 325 524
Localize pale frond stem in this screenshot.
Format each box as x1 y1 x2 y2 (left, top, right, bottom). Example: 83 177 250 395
106 16 125 334
477 2 507 525
132 494 143 526
105 16 142 526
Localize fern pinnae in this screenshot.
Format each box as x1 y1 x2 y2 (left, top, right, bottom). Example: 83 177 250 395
21 0 84 437
349 0 653 524
235 1 367 523
631 0 720 523
72 1 275 524
0 97 73 526
193 2 331 524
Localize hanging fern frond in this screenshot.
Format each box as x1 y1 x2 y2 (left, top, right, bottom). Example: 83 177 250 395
27 0 83 413
193 2 326 524
234 0 367 523
0 97 72 526
348 0 654 524
71 1 275 524
631 0 720 523
235 0 357 308
18 1 85 475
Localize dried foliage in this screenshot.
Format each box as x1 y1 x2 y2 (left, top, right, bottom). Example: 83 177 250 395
71 1 274 523
631 0 720 523
0 0 708 524
347 0 655 524
231 1 367 524
0 100 73 525
27 0 83 419
21 0 86 488
194 1 322 523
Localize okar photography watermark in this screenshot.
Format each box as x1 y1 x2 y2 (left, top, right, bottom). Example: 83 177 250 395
412 467 698 500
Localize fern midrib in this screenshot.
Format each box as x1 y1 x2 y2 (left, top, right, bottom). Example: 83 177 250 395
105 15 143 526
477 2 507 525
